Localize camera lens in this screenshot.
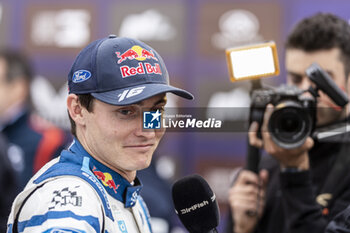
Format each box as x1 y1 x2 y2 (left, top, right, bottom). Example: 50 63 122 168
268 101 312 149
280 112 301 132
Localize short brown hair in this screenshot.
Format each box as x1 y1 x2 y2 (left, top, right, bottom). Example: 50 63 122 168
68 94 95 137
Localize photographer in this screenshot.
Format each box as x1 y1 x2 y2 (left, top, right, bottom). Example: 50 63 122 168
226 13 350 233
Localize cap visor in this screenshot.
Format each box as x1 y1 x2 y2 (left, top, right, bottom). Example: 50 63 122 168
91 83 194 106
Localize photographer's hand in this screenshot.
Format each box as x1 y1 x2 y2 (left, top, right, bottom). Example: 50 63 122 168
229 169 268 233
250 104 314 170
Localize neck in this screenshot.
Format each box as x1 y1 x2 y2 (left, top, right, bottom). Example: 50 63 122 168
75 136 137 183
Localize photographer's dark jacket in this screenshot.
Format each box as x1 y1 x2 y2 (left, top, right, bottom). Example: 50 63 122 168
1 109 69 188
225 131 350 233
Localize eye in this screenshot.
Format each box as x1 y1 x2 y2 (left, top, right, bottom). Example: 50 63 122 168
326 71 336 80
151 106 165 113
288 73 303 85
116 107 139 117
119 109 134 116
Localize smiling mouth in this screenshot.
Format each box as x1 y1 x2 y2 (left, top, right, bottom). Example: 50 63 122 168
124 144 154 149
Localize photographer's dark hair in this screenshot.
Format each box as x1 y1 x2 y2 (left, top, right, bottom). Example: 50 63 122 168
0 49 34 109
286 13 350 77
68 94 95 137
0 49 33 83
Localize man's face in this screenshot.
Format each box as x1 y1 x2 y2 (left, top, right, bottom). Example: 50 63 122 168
80 94 166 180
285 48 349 126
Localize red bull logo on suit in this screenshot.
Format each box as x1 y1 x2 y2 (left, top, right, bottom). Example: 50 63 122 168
93 167 120 194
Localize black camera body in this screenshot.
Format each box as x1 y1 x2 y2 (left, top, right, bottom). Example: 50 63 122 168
249 63 348 149
250 85 316 149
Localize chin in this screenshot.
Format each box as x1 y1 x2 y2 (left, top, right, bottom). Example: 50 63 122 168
134 162 151 172
136 155 153 170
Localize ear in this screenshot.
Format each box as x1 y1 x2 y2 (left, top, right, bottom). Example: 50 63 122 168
67 94 86 127
347 74 350 96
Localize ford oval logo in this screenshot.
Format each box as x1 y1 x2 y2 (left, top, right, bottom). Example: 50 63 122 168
72 70 92 83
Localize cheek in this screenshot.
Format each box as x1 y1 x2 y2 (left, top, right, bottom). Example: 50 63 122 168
317 92 343 111
318 92 332 104
155 129 166 141
90 117 117 141
112 122 136 141
346 78 350 94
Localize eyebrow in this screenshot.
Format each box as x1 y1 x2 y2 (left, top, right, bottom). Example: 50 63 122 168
154 98 167 105
287 71 303 77
136 96 167 107
287 70 335 79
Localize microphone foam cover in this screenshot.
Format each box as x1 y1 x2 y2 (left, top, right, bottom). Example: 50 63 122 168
172 174 220 233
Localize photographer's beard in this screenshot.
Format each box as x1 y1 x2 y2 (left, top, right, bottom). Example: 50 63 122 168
316 96 347 127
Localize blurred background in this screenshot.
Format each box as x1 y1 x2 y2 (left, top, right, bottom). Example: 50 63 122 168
2 0 350 230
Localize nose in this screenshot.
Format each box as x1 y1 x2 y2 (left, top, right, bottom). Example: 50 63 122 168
299 76 313 91
134 121 157 139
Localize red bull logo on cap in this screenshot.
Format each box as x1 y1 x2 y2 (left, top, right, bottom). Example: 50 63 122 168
116 45 158 64
93 167 120 194
120 62 162 78
115 45 163 78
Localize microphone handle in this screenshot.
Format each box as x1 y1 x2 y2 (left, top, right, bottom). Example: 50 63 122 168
246 143 261 174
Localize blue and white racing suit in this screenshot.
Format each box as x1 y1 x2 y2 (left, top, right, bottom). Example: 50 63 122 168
7 139 153 233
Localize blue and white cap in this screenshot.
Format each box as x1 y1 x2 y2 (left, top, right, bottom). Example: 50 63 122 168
68 35 193 105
